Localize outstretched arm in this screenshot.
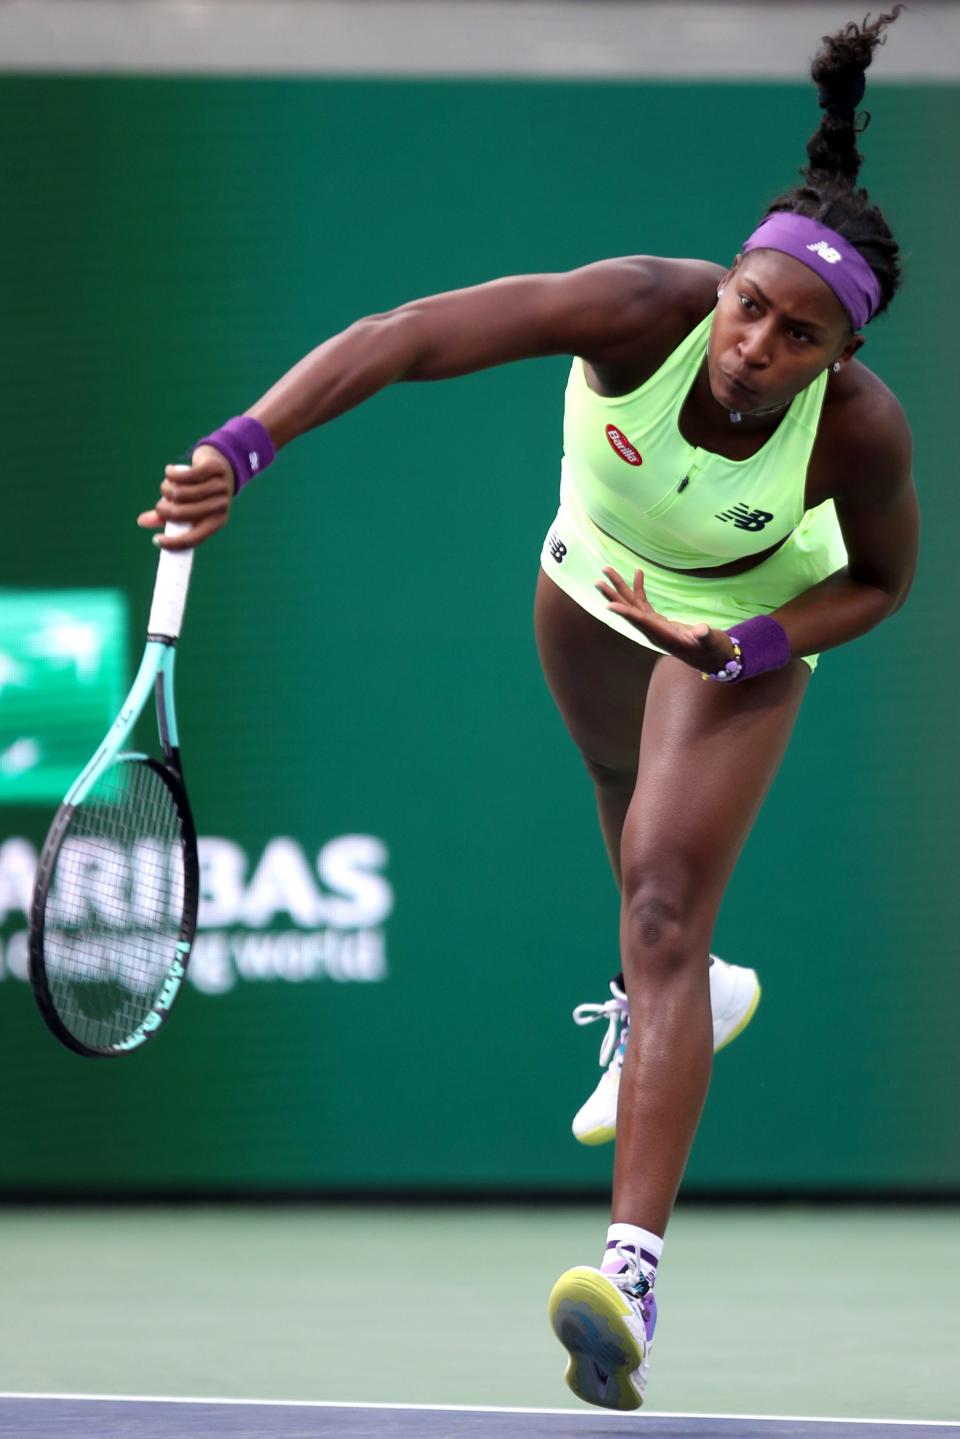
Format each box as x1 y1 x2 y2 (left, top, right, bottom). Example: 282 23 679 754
251 265 656 444
139 258 665 549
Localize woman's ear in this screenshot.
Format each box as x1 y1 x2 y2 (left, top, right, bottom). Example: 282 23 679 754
717 254 742 297
838 334 866 365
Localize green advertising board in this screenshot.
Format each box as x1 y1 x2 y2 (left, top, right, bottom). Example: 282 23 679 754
0 591 128 803
0 76 957 1194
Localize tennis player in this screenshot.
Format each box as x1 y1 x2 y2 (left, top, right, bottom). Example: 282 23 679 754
140 9 915 1411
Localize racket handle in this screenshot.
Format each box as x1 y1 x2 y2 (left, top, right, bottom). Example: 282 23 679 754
148 511 195 641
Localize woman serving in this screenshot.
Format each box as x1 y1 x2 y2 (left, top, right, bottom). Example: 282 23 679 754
140 9 916 1412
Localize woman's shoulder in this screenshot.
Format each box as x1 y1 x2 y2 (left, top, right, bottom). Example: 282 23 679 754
812 359 912 504
571 255 724 372
821 360 911 458
579 254 723 322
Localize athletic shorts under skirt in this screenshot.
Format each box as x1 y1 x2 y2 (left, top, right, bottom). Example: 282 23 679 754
539 465 848 674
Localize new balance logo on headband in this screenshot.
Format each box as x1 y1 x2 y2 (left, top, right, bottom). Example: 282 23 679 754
716 504 775 532
807 239 843 264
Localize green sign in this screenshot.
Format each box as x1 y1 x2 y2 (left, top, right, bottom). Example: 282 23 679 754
0 591 128 805
0 77 956 1195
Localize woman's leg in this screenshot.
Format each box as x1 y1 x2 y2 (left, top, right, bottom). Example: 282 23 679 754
534 571 657 889
535 569 808 1232
540 573 809 1410
612 653 809 1233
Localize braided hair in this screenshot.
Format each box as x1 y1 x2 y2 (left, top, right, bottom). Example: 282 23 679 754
763 9 903 320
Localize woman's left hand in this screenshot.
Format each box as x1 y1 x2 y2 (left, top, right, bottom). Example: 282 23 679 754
596 567 736 674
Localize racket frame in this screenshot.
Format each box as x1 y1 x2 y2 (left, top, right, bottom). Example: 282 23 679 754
28 744 199 1059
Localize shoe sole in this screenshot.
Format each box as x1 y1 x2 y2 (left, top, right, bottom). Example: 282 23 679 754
573 975 762 1145
547 1267 646 1411
573 1121 616 1147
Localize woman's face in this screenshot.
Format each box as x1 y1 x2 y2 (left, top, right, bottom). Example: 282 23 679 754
707 249 861 416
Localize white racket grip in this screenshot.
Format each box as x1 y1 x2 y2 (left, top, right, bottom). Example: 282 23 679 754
147 520 195 639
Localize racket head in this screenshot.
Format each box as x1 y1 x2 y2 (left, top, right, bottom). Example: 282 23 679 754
29 754 198 1058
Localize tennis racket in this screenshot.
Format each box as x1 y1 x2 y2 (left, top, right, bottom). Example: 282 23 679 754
28 514 199 1057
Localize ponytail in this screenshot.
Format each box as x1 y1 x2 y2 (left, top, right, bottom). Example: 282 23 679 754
807 9 902 186
762 9 904 319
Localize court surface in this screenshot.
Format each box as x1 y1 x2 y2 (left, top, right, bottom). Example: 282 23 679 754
2 1397 960 1439
2 1207 957 1425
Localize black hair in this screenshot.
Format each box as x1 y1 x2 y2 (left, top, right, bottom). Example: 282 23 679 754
763 8 904 320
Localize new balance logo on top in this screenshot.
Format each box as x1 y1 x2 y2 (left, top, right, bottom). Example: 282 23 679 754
807 239 842 264
548 532 568 563
715 503 775 532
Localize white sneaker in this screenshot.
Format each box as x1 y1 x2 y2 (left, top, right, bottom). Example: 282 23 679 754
571 955 761 1145
710 952 762 1051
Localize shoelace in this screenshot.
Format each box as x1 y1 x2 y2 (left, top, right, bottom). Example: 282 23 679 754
572 985 630 1068
604 1244 656 1333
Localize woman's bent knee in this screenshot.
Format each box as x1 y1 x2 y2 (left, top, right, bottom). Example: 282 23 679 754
620 869 711 984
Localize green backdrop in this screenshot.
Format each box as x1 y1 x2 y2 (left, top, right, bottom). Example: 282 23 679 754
1 77 957 1193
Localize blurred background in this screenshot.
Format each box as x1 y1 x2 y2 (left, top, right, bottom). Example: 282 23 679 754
0 0 958 1419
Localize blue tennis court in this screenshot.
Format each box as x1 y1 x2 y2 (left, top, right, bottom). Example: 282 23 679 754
2 1398 959 1439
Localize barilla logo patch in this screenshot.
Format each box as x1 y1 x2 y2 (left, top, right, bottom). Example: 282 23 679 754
807 240 842 265
605 425 642 466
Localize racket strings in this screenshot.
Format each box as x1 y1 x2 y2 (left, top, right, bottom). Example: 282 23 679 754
41 758 187 1049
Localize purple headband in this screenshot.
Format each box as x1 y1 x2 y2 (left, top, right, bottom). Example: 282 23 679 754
741 213 881 330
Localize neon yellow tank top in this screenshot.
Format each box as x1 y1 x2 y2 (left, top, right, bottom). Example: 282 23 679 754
561 308 827 569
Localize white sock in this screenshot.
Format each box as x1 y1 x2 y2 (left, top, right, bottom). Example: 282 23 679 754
601 1222 663 1283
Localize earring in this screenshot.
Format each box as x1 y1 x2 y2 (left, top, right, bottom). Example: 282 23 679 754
832 361 841 373
717 286 725 298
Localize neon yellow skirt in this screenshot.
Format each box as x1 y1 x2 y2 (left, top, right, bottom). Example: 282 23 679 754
539 468 848 673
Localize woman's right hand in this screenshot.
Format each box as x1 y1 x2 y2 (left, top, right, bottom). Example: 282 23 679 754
137 445 236 550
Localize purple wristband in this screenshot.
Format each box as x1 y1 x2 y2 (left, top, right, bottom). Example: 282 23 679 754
726 614 792 679
195 415 276 494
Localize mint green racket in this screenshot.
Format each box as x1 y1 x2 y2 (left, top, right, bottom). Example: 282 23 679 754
28 517 199 1057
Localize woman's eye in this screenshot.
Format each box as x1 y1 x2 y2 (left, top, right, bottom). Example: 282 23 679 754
789 329 812 344
738 294 756 310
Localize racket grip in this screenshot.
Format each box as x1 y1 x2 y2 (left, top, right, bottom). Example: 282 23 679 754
148 517 195 640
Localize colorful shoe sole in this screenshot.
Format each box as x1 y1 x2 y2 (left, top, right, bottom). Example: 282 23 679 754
547 1266 647 1411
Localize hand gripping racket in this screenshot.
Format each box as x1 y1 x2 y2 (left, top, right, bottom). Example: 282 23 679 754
29 517 199 1057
